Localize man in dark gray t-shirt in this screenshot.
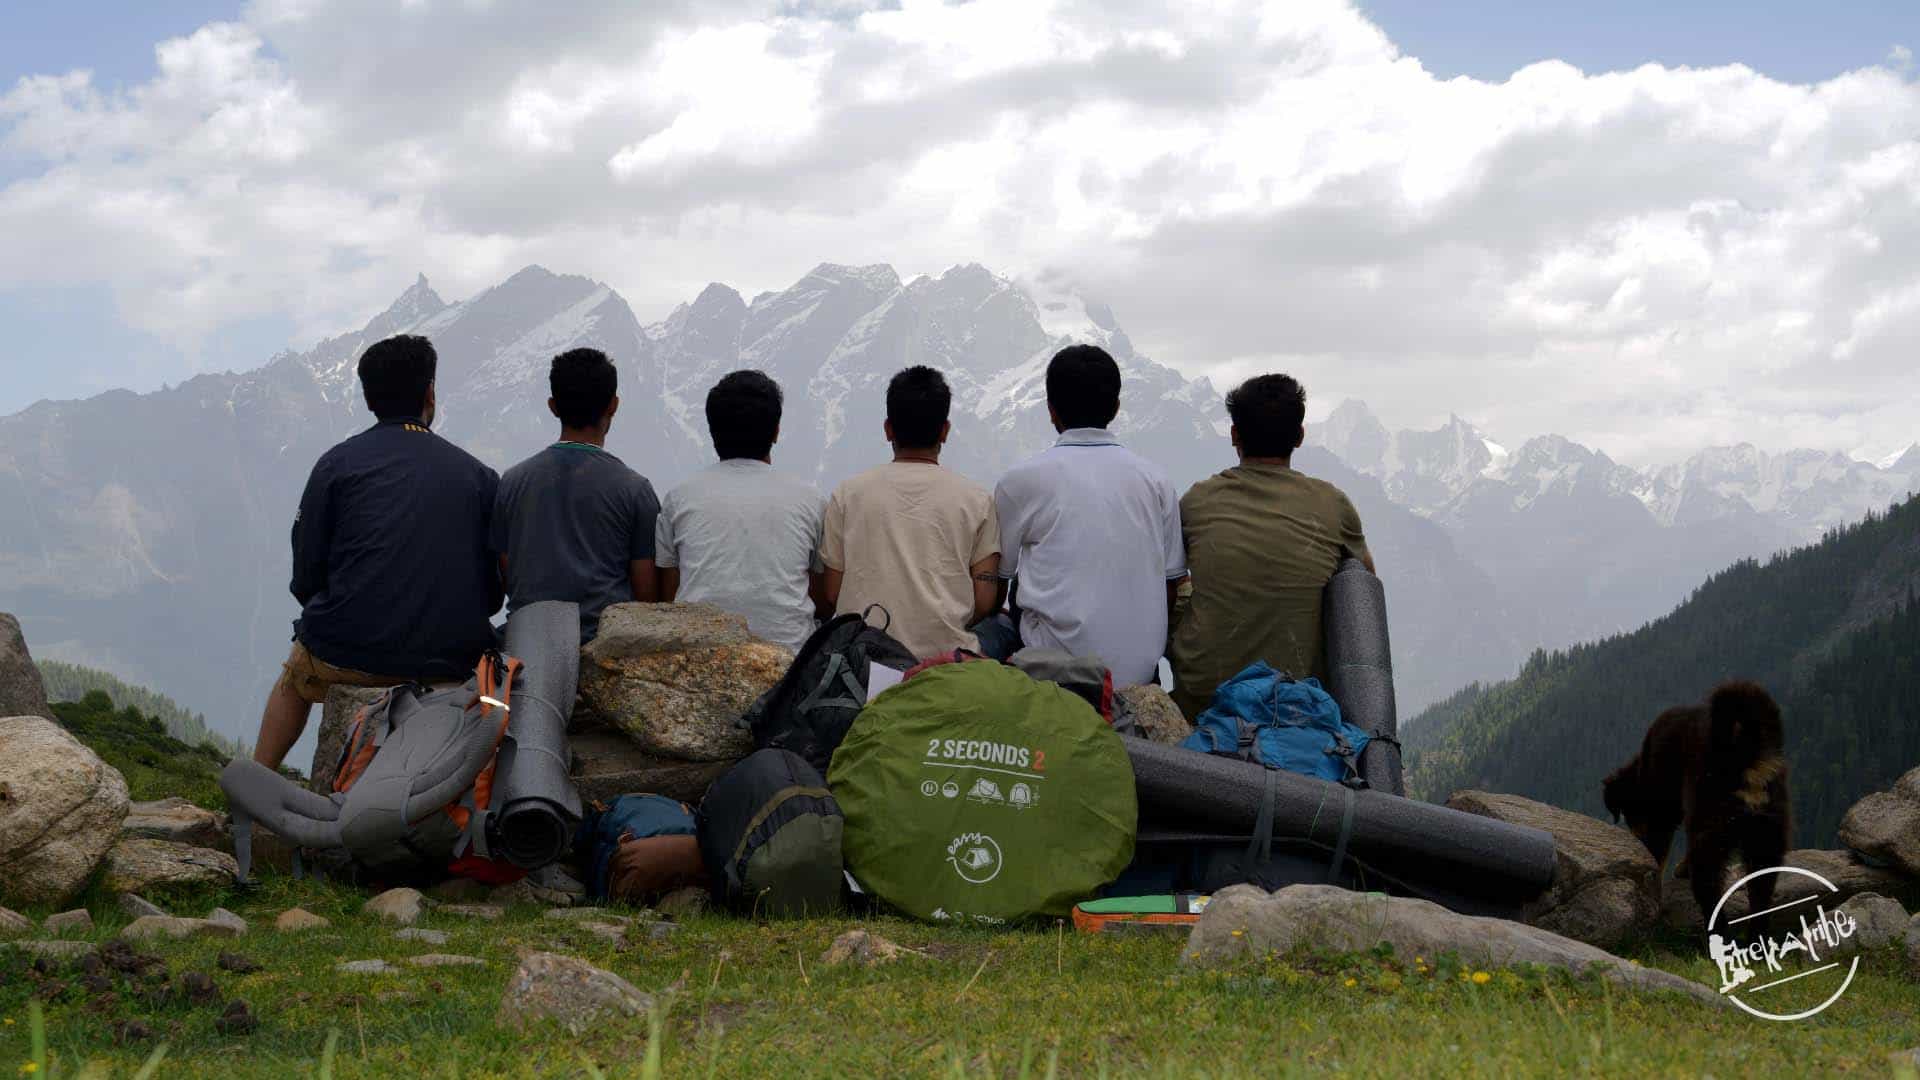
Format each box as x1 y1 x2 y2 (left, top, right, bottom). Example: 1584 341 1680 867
493 349 661 641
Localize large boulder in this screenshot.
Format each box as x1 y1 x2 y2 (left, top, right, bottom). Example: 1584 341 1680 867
1833 893 1910 953
568 730 733 805
122 797 229 849
0 615 54 720
1839 767 1920 879
1661 849 1920 931
1117 685 1193 745
1185 883 1722 1006
1446 791 1659 949
576 603 790 761
0 714 131 905
1906 914 1919 980
101 838 239 894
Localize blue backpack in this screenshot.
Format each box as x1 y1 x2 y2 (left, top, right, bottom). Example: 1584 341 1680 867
573 794 700 901
1182 663 1371 786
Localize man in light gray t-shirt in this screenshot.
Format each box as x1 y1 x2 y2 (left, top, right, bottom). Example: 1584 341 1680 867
656 370 827 653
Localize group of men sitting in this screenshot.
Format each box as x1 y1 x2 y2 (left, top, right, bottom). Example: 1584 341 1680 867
252 334 1373 770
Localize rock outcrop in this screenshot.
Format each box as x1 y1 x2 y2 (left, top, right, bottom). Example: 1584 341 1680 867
123 797 230 849
0 714 131 906
0 614 54 720
1117 685 1193 745
1834 893 1910 953
1446 791 1659 949
576 603 788 760
1839 767 1920 879
101 838 239 894
568 730 734 805
1185 883 1723 1005
1661 849 1920 930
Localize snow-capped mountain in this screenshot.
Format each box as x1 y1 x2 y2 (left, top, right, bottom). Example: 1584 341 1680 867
1 264 1911 745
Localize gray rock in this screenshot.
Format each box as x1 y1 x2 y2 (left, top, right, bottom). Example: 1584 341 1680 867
1839 768 1920 879
1447 791 1661 949
123 915 239 942
5 939 93 961
821 929 923 966
1116 685 1192 745
118 894 167 919
44 909 93 935
644 921 679 943
1662 849 1919 931
0 714 131 906
0 907 31 936
0 614 54 720
568 730 736 805
309 685 391 794
407 953 484 968
364 887 426 925
574 921 629 945
577 603 789 761
101 838 238 894
1185 883 1723 1006
497 950 655 1035
1833 893 1909 953
122 797 229 849
439 903 506 921
1893 1048 1920 1070
396 928 450 945
338 959 395 974
657 886 710 919
275 908 330 932
207 907 249 936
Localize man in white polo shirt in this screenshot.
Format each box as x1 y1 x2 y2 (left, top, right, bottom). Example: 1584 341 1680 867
985 344 1187 686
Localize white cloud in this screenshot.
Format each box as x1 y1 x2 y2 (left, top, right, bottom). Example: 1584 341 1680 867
0 0 1917 464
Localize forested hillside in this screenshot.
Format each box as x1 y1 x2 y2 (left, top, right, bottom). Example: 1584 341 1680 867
52 691 230 807
1406 493 1920 847
38 659 244 757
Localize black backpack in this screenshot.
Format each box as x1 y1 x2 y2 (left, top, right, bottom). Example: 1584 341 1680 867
695 749 846 918
743 606 917 772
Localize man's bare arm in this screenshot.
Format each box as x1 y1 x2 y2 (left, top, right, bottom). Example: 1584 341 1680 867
808 570 835 621
629 559 659 603
658 567 680 602
970 554 1004 625
821 567 845 611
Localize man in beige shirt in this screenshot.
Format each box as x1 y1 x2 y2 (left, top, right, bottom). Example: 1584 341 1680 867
821 366 1002 658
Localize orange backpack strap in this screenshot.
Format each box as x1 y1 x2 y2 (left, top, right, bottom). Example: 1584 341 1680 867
446 653 523 851
332 690 399 795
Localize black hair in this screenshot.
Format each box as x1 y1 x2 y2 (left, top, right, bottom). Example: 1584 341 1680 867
550 348 618 429
1045 344 1121 430
358 334 437 420
705 369 783 460
886 365 951 449
1226 373 1308 458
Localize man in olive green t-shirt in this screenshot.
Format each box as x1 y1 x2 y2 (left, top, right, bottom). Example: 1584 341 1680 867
1168 374 1374 720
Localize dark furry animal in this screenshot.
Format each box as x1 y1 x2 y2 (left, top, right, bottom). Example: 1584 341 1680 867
1602 681 1792 932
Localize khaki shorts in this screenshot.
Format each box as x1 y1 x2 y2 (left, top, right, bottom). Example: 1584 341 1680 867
277 641 410 706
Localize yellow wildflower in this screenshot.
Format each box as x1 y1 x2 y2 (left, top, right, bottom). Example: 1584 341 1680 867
1471 972 1491 985
21 1064 40 1076
1343 977 1357 987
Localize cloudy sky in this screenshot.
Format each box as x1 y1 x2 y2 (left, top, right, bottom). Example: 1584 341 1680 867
2 0 1916 465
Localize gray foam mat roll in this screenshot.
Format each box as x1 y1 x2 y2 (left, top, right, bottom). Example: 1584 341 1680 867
496 601 585 869
1126 739 1555 902
1323 558 1402 796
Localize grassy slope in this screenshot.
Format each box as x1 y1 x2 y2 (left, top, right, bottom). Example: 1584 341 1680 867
51 692 230 809
4 873 1918 1078
38 660 245 758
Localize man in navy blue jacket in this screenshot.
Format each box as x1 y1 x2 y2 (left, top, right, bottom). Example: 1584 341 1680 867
251 334 502 769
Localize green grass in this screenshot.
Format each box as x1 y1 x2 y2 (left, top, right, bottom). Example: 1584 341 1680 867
50 692 231 809
5 874 1918 1078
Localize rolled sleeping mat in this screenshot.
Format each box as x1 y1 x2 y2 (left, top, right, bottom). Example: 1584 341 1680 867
1125 739 1556 903
494 600 586 869
1323 557 1402 796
